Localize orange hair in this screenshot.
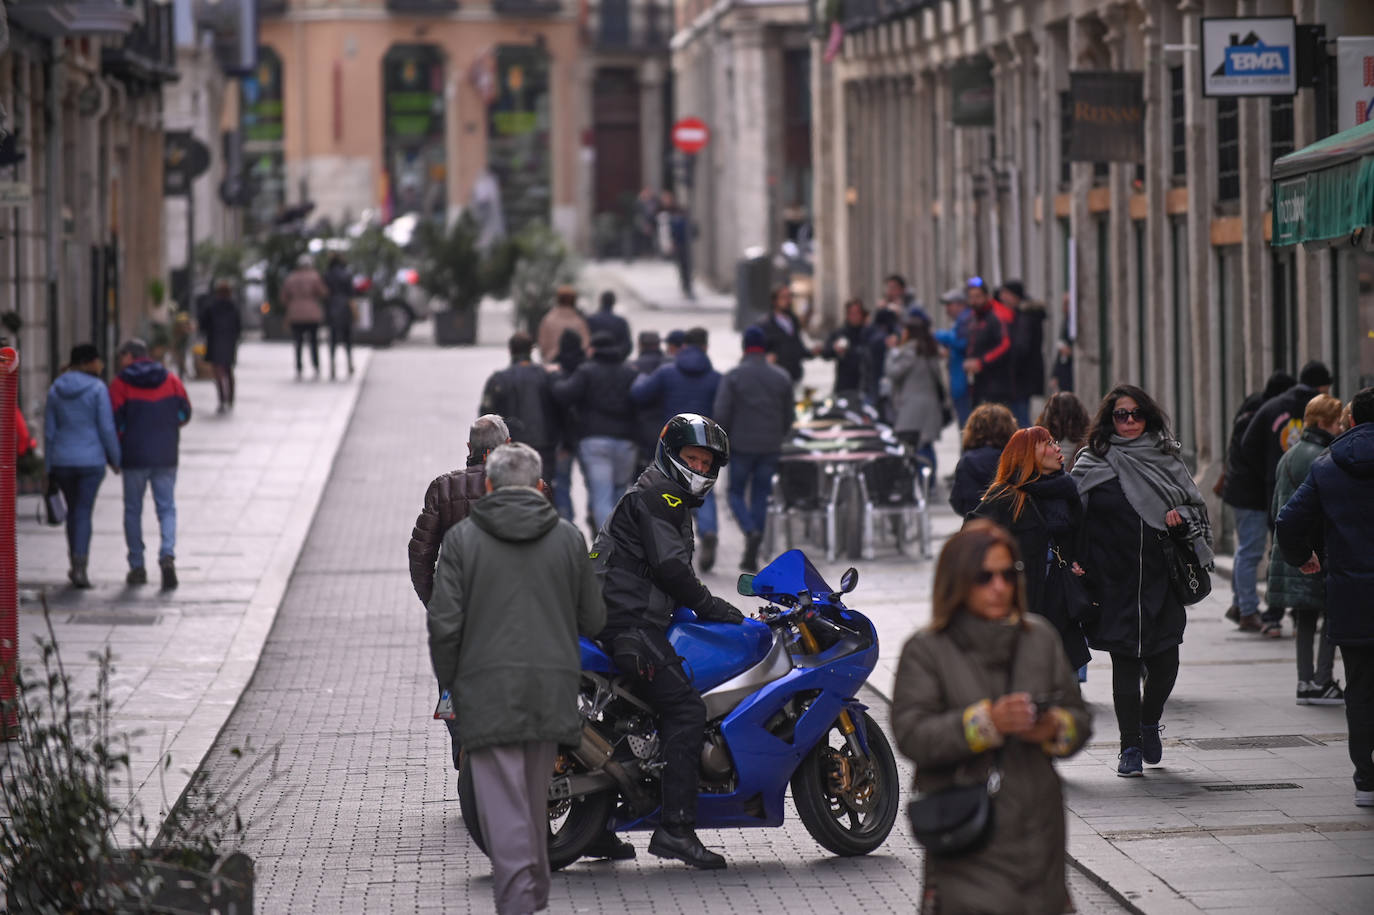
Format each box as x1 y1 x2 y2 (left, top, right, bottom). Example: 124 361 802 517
982 426 1054 521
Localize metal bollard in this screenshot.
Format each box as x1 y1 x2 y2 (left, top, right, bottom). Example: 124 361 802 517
0 345 18 735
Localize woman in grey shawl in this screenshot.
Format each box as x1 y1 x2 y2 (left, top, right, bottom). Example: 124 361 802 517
1070 384 1212 778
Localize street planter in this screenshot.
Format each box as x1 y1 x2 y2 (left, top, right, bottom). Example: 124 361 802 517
6 851 255 913
261 312 290 340
433 307 478 346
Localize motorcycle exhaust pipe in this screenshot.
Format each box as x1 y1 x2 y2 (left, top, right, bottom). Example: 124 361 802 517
572 723 655 815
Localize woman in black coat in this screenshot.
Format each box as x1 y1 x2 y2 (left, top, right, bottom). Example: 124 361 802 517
324 255 355 379
198 279 242 413
1070 384 1213 778
949 402 1018 516
968 425 1090 671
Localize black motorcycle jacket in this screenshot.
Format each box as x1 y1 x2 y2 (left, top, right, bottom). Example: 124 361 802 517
591 466 717 635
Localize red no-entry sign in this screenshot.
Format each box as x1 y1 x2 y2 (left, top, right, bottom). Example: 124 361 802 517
671 117 710 155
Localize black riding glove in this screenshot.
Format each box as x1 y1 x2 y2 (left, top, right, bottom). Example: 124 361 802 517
698 596 745 624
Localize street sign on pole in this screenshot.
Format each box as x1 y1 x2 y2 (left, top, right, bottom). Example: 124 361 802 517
163 131 212 198
671 117 710 156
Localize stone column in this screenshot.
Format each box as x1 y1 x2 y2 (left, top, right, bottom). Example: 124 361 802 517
732 22 771 257
1181 0 1220 471
1104 4 1135 385
1236 0 1268 391
812 35 841 322
1139 0 1170 400
639 58 665 195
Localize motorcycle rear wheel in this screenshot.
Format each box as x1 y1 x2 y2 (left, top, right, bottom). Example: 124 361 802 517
791 710 899 856
456 761 614 871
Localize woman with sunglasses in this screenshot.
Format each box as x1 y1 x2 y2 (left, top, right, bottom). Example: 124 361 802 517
1070 385 1213 777
893 521 1091 915
968 426 1090 673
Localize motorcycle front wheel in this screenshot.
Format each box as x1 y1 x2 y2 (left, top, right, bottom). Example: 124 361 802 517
457 760 614 871
791 710 900 856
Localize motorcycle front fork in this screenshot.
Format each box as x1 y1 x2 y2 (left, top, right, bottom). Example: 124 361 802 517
796 620 867 760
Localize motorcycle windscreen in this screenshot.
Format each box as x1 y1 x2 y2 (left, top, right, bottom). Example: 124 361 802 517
749 549 832 600
668 618 773 693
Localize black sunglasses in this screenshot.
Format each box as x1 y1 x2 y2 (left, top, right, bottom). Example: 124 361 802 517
1112 409 1147 423
974 562 1023 586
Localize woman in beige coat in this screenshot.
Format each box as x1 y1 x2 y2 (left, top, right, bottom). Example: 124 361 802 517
893 520 1092 914
282 253 328 379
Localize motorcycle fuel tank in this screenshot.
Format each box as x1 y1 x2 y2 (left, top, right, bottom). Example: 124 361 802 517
668 613 773 693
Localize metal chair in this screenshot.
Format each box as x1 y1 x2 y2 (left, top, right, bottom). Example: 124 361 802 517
764 460 842 560
855 453 934 560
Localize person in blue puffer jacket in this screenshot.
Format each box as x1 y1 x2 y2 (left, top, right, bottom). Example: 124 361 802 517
934 287 973 429
43 342 121 588
110 338 192 590
630 327 723 571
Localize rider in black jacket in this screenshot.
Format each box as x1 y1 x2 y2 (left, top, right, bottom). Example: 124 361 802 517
590 413 745 869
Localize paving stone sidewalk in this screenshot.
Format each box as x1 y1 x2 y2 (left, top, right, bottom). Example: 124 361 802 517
599 259 1374 912
188 325 1121 913
14 340 368 822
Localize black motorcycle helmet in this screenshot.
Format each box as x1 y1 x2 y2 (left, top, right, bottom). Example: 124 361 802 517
655 413 730 498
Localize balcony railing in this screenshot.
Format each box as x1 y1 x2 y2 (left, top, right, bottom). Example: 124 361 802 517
491 0 563 16
386 0 461 12
5 0 138 38
257 0 289 16
838 0 934 34
589 0 668 53
101 0 177 84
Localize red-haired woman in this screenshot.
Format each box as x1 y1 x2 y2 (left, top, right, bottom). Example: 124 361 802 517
968 426 1090 671
893 521 1091 914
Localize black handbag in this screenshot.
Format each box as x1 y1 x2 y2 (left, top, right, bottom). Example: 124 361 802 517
1157 528 1212 605
43 478 67 527
1047 542 1099 625
906 631 1018 857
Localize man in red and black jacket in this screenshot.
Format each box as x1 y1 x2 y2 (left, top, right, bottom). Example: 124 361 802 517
961 276 1014 408
109 338 192 590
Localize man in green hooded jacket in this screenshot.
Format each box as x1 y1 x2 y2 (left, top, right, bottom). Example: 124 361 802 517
427 442 605 915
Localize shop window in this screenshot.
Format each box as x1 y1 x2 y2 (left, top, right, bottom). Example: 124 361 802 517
1270 95 1294 163
1216 97 1239 202
1170 66 1185 179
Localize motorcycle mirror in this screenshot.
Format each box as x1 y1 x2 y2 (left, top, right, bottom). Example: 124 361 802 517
840 567 859 593
737 573 756 597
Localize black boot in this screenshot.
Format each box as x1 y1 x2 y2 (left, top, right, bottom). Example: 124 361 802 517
159 556 178 591
584 831 636 861
649 823 726 870
698 533 717 574
68 555 92 589
740 532 762 572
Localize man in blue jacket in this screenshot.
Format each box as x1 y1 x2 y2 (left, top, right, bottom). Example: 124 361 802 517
110 338 192 590
934 287 972 428
630 327 722 570
1277 386 1374 808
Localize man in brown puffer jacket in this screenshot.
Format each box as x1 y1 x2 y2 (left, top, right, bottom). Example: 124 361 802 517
409 414 511 774
409 414 511 606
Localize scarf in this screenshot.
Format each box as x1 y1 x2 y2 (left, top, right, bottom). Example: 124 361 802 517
1070 432 1214 565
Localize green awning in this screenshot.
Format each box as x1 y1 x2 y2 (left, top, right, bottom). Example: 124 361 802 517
1271 118 1374 247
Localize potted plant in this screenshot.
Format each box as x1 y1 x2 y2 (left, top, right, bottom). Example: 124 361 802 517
258 232 310 340
510 221 579 336
415 213 492 346
347 224 405 347
1 601 273 912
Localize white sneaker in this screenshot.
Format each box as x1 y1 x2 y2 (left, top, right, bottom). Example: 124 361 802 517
1295 681 1314 705
1356 789 1374 808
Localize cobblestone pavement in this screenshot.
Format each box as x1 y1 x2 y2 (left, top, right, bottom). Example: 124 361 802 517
15 341 368 820
191 330 1123 913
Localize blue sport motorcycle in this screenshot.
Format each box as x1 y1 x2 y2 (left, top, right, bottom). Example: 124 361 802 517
457 549 900 868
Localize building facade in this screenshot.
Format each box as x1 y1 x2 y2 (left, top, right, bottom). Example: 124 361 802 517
672 0 812 290
0 0 175 424
256 0 590 244
813 0 1374 496
584 0 672 256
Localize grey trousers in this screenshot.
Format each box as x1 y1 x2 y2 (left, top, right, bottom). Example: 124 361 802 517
467 741 557 915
